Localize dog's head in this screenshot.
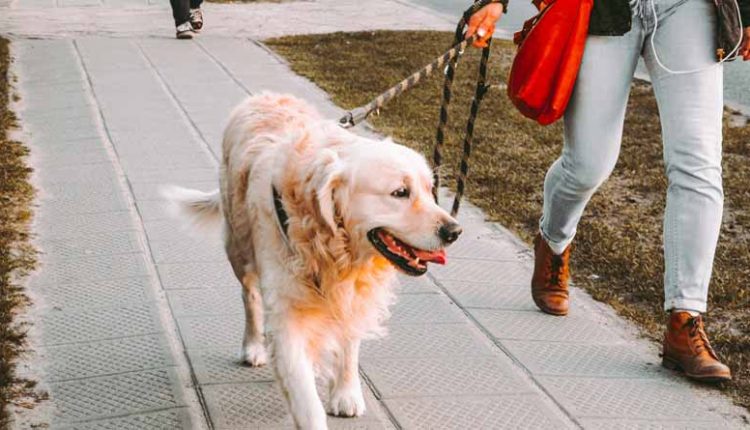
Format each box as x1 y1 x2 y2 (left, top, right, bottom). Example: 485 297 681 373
314 137 462 276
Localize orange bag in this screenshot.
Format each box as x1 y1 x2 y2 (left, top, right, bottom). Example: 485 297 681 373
507 0 594 125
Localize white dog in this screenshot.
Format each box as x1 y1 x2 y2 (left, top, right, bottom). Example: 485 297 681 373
164 93 461 429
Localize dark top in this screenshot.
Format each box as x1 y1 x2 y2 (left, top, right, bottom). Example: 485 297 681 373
588 0 750 35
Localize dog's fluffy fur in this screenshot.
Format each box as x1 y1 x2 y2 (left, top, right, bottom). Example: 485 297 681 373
164 93 458 429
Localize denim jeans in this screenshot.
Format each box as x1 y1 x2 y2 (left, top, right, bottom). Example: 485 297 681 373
540 0 723 312
170 0 202 26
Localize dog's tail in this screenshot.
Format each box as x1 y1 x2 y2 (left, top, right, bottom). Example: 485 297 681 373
161 186 222 233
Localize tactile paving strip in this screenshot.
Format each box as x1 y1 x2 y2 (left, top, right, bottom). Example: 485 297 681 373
446 235 523 262
361 356 530 398
394 274 438 295
430 259 532 284
384 394 569 429
135 200 172 221
148 238 227 264
168 289 244 317
201 381 386 429
39 190 130 215
438 279 536 311
34 211 136 240
37 163 117 186
201 382 294 428
31 253 149 287
177 314 244 350
388 295 466 325
40 334 174 382
35 276 152 310
40 231 142 259
539 377 727 421
472 309 622 344
190 347 275 385
125 166 218 183
360 323 495 359
57 408 193 430
157 262 239 290
49 368 185 424
36 145 111 168
503 341 665 378
39 302 161 346
578 418 731 429
130 180 217 202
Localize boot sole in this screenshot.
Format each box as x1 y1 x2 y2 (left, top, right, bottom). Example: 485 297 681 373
662 356 732 383
532 296 568 316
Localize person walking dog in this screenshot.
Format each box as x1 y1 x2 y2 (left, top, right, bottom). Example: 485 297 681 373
468 0 750 382
169 0 203 39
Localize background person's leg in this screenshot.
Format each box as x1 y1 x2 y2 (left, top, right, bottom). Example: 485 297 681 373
540 25 644 254
642 0 724 313
170 0 190 27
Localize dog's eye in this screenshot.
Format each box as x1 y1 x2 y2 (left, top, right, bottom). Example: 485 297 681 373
391 187 410 199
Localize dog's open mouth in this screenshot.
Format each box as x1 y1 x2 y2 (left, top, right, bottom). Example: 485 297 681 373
367 228 446 276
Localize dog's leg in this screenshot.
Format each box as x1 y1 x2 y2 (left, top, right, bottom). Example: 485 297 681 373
328 338 366 418
240 271 267 367
274 331 328 430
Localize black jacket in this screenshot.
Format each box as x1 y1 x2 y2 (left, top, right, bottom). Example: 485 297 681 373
588 0 750 35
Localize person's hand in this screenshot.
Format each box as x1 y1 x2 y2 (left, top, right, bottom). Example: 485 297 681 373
465 3 504 48
741 27 750 61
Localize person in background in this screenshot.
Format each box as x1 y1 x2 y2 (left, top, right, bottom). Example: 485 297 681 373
467 0 750 383
170 0 203 39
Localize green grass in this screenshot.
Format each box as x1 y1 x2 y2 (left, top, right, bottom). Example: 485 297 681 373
268 30 750 409
0 37 38 426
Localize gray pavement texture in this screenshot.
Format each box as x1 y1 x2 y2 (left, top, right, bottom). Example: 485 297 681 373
5 0 750 429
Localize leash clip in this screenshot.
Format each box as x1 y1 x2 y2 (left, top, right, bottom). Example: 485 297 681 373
338 107 369 129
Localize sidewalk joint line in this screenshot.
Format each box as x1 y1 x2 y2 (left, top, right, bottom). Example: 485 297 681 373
194 39 254 97
71 38 212 430
427 272 584 429
134 40 220 165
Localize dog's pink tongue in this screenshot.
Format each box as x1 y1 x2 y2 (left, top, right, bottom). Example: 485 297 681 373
414 249 447 265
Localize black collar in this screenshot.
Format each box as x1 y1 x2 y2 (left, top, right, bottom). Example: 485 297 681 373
272 186 290 239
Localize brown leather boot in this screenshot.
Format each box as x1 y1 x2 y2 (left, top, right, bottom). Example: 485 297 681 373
662 312 731 383
531 233 571 316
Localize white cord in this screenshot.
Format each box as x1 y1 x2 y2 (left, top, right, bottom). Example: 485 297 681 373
649 0 744 75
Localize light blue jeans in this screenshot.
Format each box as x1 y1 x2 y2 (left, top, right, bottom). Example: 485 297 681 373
540 0 724 313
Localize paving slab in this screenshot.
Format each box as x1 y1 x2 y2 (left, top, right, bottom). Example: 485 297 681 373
384 395 571 430
47 368 187 424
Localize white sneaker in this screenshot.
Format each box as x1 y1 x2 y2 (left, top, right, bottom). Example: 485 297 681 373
189 8 203 32
176 22 195 39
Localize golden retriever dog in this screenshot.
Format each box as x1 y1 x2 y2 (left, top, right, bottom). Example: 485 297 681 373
164 93 461 429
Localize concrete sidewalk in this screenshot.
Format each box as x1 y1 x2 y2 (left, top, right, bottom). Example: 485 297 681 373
5 1 749 429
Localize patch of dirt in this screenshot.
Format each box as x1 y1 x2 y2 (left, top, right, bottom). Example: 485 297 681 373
268 30 750 410
0 37 39 427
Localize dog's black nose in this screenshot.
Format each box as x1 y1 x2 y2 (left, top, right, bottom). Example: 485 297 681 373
438 222 462 244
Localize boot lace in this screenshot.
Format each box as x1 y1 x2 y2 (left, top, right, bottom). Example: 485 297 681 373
547 253 569 290
685 316 718 359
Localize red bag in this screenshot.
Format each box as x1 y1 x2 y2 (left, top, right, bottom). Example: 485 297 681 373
507 0 594 125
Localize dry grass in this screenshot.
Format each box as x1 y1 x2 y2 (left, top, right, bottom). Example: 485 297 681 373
268 30 750 409
0 37 38 427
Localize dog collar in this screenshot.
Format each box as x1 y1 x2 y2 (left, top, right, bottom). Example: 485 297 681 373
272 185 292 249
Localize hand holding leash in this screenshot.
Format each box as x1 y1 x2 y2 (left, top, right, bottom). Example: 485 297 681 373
465 2 504 48
741 27 750 60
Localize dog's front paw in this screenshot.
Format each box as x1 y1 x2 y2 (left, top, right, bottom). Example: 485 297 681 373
240 342 268 367
328 386 366 418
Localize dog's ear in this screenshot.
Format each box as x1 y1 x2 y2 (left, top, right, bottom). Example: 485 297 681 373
315 150 344 233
